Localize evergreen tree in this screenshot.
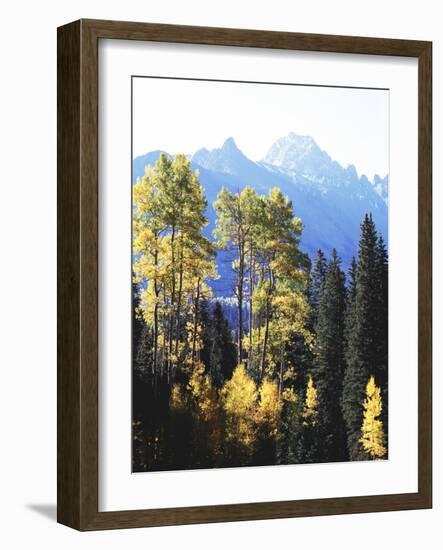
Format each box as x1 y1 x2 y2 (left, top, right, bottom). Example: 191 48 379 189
135 324 153 375
132 280 143 364
199 298 211 370
344 256 357 375
309 249 327 328
132 149 389 470
201 301 236 387
276 388 304 464
132 280 153 375
342 214 381 458
284 258 314 395
347 256 358 307
375 235 389 449
311 249 347 461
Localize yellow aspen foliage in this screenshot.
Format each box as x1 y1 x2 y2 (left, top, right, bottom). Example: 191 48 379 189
170 383 187 413
303 376 319 426
221 365 257 448
255 379 283 437
188 362 218 422
359 376 386 459
185 321 203 363
282 386 297 404
188 361 224 459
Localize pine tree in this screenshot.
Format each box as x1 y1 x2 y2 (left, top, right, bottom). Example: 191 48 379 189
359 376 386 459
342 214 381 458
347 256 358 308
201 301 236 387
199 297 211 369
343 256 357 379
132 280 144 365
311 249 347 461
309 249 327 328
132 280 153 376
375 235 389 450
276 388 304 464
135 324 153 375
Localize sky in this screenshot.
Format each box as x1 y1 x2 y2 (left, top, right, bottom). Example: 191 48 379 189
132 76 389 181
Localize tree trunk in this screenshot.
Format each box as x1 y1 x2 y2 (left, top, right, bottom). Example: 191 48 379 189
191 278 201 368
168 226 176 377
153 304 158 376
174 257 184 359
152 248 159 376
248 240 254 370
237 244 245 366
260 270 273 380
279 345 284 396
260 298 270 380
161 293 168 378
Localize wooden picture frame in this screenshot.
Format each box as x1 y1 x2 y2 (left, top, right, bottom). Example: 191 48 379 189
57 19 432 530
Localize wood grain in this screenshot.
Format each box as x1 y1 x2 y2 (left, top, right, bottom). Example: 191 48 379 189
57 20 81 528
57 19 432 531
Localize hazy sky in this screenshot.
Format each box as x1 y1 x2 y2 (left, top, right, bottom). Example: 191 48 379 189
132 76 389 180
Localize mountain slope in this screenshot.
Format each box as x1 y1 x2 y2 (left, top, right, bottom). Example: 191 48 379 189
132 135 388 295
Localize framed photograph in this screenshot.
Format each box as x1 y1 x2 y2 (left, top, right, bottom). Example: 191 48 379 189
57 19 432 530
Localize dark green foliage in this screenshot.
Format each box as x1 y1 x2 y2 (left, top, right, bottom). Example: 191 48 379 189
347 256 358 308
276 390 305 464
132 212 388 470
311 249 347 461
375 235 389 450
284 257 315 393
309 249 327 329
133 281 153 376
135 324 153 375
199 298 211 368
287 332 314 394
295 422 321 464
132 281 143 360
201 301 236 387
343 256 358 387
341 214 388 458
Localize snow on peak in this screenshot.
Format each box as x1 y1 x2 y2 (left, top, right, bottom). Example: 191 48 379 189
372 174 389 204
262 133 326 173
262 133 335 184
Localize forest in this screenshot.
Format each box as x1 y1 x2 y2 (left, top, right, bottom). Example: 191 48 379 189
132 153 388 471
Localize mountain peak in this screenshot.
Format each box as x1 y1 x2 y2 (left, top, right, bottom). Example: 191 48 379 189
221 136 239 151
286 132 316 147
262 133 327 176
345 164 358 179
372 173 388 204
192 137 253 176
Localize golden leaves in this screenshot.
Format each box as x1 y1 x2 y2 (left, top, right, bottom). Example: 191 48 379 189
303 376 319 427
255 379 283 437
359 376 386 459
